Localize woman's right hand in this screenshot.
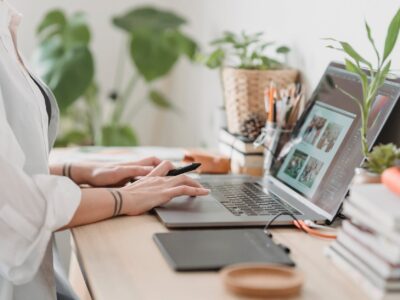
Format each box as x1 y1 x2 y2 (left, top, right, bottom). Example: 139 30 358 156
119 161 210 216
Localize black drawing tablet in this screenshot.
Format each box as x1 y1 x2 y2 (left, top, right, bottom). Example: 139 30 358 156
153 229 295 271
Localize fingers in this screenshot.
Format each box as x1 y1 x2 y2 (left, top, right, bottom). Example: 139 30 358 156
121 166 153 177
170 174 203 188
167 186 210 198
122 156 162 167
147 160 175 177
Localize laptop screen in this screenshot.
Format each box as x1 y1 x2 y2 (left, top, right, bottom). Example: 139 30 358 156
270 63 400 217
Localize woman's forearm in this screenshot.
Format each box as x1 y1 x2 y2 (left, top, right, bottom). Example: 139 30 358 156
49 164 63 176
50 163 87 184
62 188 116 229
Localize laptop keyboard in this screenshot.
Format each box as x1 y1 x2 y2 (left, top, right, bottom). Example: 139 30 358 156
202 182 302 217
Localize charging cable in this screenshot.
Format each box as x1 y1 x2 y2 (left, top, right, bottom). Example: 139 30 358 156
264 212 337 239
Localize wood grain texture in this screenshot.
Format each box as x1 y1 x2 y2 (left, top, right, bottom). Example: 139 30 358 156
71 214 368 300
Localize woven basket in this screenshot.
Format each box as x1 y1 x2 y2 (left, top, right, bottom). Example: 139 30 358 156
222 67 299 134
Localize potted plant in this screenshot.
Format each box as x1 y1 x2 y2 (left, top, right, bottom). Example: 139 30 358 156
353 144 400 184
34 6 197 146
202 31 299 135
325 8 400 181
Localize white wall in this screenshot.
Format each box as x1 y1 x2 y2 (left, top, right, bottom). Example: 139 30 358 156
12 0 400 147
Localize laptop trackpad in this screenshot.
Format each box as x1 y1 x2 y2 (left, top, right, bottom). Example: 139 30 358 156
160 195 222 212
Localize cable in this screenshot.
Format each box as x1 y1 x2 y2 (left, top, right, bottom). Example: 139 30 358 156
263 212 308 235
264 211 337 239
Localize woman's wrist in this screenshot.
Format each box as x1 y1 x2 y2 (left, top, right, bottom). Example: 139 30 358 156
60 163 90 185
107 188 125 217
65 188 126 228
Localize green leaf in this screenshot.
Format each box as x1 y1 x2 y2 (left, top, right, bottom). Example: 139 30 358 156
339 41 369 66
130 31 179 81
365 21 380 64
148 89 174 109
113 6 186 33
205 48 225 69
65 12 91 46
344 58 359 74
276 46 290 54
41 46 94 111
102 125 139 146
171 31 198 60
37 10 66 42
34 11 94 112
37 9 66 34
211 31 236 45
383 9 400 62
375 60 392 90
364 143 399 174
345 59 368 97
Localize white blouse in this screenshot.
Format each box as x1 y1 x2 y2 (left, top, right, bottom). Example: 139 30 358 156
0 1 81 299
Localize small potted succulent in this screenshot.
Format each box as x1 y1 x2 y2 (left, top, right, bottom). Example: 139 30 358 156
353 144 400 184
203 31 299 135
325 9 400 182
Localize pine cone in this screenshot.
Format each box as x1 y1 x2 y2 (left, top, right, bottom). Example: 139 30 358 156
239 114 266 141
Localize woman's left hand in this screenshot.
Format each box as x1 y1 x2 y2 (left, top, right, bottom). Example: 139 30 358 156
69 156 162 187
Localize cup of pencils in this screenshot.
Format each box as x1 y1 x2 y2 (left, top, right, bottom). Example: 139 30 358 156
254 82 306 174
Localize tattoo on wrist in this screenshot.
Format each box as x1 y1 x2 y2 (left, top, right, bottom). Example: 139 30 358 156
62 163 73 179
108 189 124 217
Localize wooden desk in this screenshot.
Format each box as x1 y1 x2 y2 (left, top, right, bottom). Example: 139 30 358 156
71 214 368 300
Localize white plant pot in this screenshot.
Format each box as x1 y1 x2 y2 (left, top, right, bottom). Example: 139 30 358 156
352 167 381 185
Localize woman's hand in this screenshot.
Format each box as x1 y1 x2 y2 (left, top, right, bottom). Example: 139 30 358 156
69 156 162 187
119 161 210 216
65 160 209 228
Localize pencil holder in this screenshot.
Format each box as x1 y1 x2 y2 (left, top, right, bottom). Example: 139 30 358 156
222 67 299 134
254 124 293 174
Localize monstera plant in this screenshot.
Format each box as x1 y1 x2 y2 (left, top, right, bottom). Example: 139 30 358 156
34 6 197 146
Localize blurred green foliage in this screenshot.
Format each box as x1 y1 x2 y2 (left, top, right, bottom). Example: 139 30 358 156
34 6 197 146
201 31 290 70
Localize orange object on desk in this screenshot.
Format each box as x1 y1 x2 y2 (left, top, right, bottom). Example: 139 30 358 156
382 166 400 196
183 150 230 174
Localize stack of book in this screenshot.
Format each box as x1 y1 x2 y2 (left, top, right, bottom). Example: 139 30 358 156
326 184 400 300
218 128 264 176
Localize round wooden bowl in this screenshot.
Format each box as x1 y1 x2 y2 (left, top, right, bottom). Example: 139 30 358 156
220 264 304 298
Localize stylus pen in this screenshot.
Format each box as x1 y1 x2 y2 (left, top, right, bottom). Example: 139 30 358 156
166 163 202 176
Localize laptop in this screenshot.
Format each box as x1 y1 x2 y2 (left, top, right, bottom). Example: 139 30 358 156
155 62 400 228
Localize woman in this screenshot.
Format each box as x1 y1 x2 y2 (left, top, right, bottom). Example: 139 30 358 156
0 1 209 299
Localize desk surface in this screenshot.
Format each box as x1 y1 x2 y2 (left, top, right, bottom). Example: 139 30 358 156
71 214 368 300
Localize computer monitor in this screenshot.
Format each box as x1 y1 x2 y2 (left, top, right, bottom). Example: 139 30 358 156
268 62 400 218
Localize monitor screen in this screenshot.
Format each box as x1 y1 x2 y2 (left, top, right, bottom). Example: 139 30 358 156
270 63 400 217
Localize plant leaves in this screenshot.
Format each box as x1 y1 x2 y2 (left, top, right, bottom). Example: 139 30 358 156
66 12 91 46
211 31 236 45
364 143 399 174
149 89 174 109
339 41 369 66
113 6 186 33
171 31 198 60
365 21 380 63
205 48 225 69
345 59 368 97
130 31 179 81
34 10 94 112
376 60 391 89
38 46 94 111
276 46 290 54
102 125 139 146
383 9 400 62
37 10 66 34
